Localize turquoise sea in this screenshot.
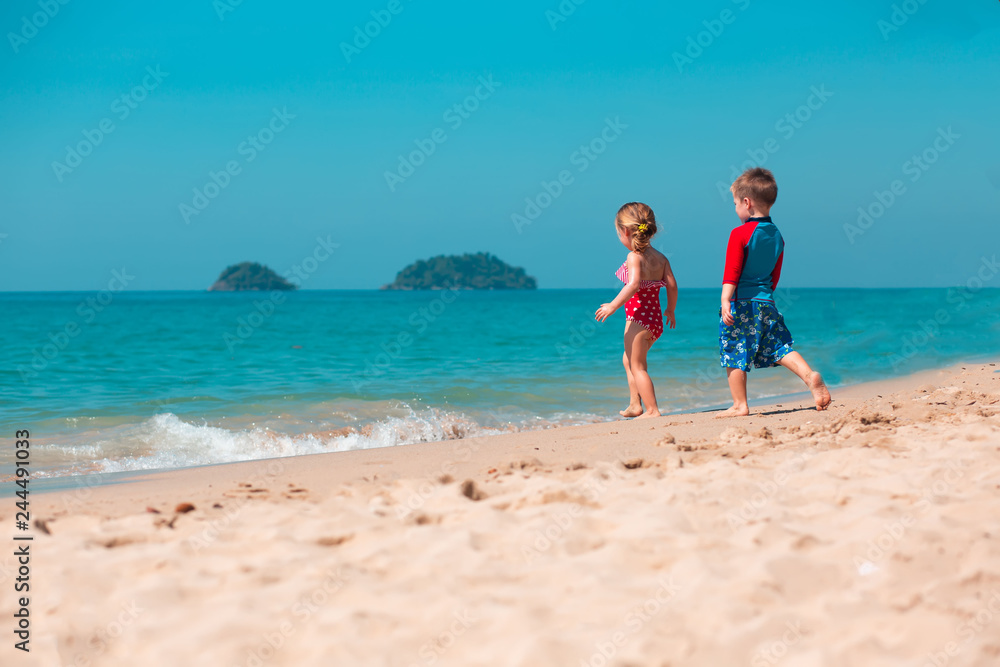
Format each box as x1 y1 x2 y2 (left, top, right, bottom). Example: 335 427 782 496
3 288 999 478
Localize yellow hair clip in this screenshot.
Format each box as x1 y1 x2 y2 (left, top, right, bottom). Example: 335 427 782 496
637 223 648 232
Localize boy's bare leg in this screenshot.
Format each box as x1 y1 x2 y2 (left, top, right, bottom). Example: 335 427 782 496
778 351 832 410
717 367 750 417
625 325 660 418
620 351 643 417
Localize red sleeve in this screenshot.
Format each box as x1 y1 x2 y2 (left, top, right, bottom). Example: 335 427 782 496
771 251 784 290
723 224 752 285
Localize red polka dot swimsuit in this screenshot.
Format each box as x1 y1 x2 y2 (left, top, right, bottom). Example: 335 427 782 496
616 262 667 342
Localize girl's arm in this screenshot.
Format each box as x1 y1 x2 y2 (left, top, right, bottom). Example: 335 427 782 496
662 258 678 329
595 252 641 322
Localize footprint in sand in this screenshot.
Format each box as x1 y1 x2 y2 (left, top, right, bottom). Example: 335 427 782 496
316 534 353 547
461 479 488 501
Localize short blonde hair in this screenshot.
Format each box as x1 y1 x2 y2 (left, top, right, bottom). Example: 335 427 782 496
731 167 778 208
615 202 657 254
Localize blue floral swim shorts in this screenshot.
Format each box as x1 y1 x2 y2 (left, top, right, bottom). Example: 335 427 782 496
720 300 794 372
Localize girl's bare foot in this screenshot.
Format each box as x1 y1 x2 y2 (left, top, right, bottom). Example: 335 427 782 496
636 409 661 419
808 372 832 410
619 405 643 418
715 404 750 418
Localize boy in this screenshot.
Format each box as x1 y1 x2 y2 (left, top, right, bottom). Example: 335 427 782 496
717 167 831 417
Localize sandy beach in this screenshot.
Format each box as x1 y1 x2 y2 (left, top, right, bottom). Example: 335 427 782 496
5 361 1000 666
7 2 998 664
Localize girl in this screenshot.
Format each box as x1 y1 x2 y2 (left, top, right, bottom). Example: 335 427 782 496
595 202 678 419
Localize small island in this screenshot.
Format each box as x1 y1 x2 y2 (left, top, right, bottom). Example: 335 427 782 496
208 262 298 292
383 252 537 290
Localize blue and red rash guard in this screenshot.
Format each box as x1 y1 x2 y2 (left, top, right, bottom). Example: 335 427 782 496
722 216 784 302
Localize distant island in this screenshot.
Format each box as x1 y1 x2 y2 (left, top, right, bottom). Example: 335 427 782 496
208 262 298 292
383 252 537 290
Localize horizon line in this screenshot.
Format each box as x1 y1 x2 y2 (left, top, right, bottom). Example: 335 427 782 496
0 286 992 294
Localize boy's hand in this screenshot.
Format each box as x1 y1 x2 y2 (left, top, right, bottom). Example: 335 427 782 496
595 304 616 322
721 301 735 326
664 310 676 329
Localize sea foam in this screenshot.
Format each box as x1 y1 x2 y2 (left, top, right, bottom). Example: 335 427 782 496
36 408 603 478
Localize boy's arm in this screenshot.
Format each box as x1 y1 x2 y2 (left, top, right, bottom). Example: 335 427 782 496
771 251 784 290
721 227 745 326
723 227 746 287
721 283 736 325
596 252 641 322
662 258 678 329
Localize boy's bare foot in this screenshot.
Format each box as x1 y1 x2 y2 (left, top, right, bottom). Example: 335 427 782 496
715 405 750 418
619 405 643 418
635 410 661 419
808 372 832 410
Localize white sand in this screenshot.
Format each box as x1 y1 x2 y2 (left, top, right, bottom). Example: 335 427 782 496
4 362 1000 666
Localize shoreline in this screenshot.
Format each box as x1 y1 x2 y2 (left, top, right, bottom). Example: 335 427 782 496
29 358 995 510
8 360 1000 665
26 357 984 499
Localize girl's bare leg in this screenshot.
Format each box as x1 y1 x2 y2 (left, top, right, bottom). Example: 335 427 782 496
625 324 660 418
620 351 643 417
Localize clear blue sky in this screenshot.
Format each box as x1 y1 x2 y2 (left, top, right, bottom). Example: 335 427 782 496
1 1 997 290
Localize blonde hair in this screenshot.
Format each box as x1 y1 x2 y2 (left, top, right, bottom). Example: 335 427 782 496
731 167 778 207
616 202 658 254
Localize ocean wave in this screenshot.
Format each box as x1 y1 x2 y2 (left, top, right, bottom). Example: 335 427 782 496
31 407 606 478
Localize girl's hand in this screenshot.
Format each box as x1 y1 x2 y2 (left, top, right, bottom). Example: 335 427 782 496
595 304 616 322
664 310 676 329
